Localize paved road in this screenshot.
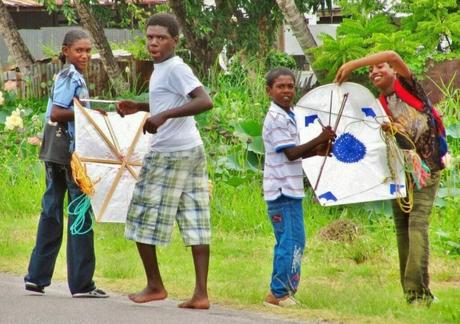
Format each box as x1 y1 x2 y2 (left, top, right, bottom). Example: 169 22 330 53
0 272 306 324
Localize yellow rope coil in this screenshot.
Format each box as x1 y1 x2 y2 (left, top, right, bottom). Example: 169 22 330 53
71 153 95 196
381 122 417 213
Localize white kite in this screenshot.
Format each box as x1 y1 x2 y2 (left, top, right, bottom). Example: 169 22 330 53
294 82 406 206
73 100 150 222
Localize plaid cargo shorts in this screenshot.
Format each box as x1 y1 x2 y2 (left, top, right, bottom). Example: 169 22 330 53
125 145 210 246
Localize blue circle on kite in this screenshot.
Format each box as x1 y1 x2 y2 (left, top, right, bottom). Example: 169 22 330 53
332 133 366 163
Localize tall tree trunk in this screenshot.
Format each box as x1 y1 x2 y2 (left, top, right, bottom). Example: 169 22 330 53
276 0 317 68
169 0 239 79
168 0 222 79
74 2 127 95
0 0 34 75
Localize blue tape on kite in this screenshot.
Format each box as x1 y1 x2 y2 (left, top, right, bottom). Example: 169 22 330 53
361 107 376 118
390 183 405 195
305 115 318 126
318 191 337 201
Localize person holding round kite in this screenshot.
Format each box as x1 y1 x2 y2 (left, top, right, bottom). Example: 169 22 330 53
262 67 336 307
335 50 448 305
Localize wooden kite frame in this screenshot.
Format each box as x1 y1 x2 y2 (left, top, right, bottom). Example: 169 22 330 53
74 99 149 221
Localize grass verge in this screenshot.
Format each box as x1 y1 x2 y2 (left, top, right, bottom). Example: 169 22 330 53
1 169 459 323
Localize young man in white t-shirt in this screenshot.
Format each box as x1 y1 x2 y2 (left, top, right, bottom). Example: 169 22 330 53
117 13 213 309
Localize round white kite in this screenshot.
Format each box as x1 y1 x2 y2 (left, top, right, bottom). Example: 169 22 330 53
294 82 406 206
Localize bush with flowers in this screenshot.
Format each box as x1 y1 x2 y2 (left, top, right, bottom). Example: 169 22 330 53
5 108 24 131
0 88 46 163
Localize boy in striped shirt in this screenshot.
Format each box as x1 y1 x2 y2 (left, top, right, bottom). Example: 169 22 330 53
262 68 335 306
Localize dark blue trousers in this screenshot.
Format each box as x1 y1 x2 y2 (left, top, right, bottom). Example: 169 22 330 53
25 162 96 294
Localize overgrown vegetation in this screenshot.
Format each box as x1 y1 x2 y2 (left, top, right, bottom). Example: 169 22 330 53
1 0 460 322
0 60 459 322
312 0 460 82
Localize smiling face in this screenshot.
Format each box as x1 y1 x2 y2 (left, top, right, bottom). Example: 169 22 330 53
368 62 396 94
62 38 92 72
146 25 178 63
267 75 296 110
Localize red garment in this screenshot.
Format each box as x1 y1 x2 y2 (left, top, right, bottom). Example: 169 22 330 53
378 77 448 171
378 78 445 136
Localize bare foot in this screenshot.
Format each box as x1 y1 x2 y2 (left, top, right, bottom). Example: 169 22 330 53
128 287 167 303
178 296 210 309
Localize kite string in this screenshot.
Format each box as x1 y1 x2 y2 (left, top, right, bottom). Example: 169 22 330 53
69 153 95 235
295 103 387 125
383 128 413 212
328 90 333 126
71 153 96 196
68 193 94 236
381 122 430 213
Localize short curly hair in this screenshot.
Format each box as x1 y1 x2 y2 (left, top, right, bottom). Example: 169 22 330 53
146 13 180 37
265 67 296 87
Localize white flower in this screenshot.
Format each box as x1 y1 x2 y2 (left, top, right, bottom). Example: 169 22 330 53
125 66 130 74
0 91 4 105
4 108 24 131
12 108 21 117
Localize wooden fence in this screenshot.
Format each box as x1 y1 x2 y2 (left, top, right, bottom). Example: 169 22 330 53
0 56 154 99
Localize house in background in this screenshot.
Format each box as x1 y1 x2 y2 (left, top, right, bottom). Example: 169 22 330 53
280 23 338 69
3 0 166 29
0 0 166 65
0 0 166 97
278 12 338 89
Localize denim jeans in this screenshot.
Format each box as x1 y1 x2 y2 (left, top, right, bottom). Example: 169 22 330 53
392 170 441 302
25 162 96 294
267 195 306 298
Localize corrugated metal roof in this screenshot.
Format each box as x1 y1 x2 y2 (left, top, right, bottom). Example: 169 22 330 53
3 0 41 8
3 0 166 8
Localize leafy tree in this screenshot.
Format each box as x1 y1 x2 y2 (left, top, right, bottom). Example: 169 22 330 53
168 0 238 79
369 31 418 57
311 0 460 83
311 34 368 81
42 0 78 24
311 14 397 81
169 0 286 79
265 49 297 70
338 0 388 16
338 15 396 39
41 0 127 95
0 0 34 75
400 0 460 52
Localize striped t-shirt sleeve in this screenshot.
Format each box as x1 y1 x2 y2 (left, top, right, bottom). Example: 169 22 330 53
268 116 296 153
